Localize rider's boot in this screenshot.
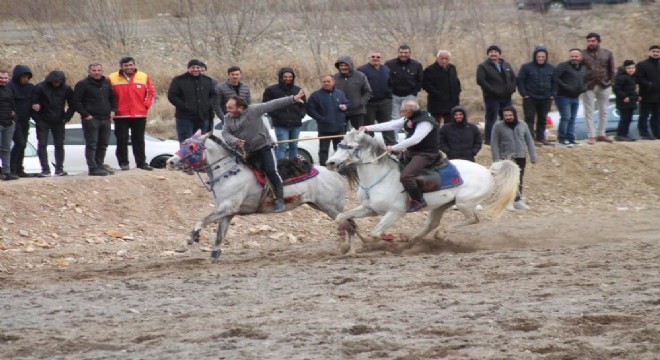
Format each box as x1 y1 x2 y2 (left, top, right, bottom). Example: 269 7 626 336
273 185 285 213
406 187 427 213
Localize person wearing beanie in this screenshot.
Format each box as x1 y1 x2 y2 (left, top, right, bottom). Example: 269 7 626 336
490 106 536 211
582 32 616 144
517 45 557 146
613 60 639 141
167 59 217 143
476 45 518 145
635 45 660 140
554 48 587 146
333 55 372 131
438 106 481 162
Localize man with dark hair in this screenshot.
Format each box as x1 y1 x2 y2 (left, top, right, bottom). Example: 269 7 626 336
439 106 481 162
582 32 616 144
215 66 251 116
108 56 156 171
31 70 75 176
554 48 587 146
517 45 557 145
422 50 461 125
359 51 396 145
168 59 217 143
0 70 18 180
72 63 117 176
491 106 537 211
359 100 441 213
333 55 372 131
476 45 518 145
8 64 35 177
221 90 306 212
385 45 423 120
635 45 660 140
262 67 307 160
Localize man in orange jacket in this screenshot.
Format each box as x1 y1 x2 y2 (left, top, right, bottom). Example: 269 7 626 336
108 56 156 171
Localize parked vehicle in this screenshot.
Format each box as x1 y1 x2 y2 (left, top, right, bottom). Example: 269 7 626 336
547 104 639 140
516 0 592 11
26 124 180 174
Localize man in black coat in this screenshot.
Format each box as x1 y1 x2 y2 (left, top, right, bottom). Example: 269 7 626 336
32 70 75 176
635 45 660 139
168 59 217 143
385 45 424 120
262 67 307 160
422 50 461 125
72 63 117 176
8 65 35 177
438 106 482 162
0 69 18 180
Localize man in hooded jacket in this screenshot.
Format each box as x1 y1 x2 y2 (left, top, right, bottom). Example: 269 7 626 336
438 106 481 162
31 71 75 176
333 56 372 131
8 65 35 177
517 46 557 145
262 67 307 160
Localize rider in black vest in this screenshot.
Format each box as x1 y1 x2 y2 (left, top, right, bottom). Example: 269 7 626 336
360 100 441 212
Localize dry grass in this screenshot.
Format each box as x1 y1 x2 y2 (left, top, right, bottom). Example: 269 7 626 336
0 0 657 139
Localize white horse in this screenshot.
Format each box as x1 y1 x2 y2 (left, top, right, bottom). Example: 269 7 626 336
326 130 520 255
167 132 357 262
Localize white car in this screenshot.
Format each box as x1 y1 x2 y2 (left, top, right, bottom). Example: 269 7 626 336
26 124 180 175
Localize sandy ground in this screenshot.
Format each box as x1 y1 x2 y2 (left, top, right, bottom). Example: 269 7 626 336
1 141 659 359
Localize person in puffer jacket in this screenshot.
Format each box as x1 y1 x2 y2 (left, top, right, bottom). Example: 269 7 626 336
517 46 557 145
613 60 639 141
8 65 35 177
438 106 482 162
31 70 75 176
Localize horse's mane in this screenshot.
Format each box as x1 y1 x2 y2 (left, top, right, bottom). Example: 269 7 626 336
340 130 394 189
207 134 246 160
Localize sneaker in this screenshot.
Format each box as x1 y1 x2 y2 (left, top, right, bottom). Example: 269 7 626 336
138 163 154 171
569 140 581 146
54 170 68 176
16 170 32 178
640 135 656 140
89 168 108 176
273 199 285 213
3 173 19 181
513 200 530 210
103 164 115 175
38 170 51 178
614 135 635 142
120 164 130 171
559 140 573 147
587 137 596 145
596 136 613 143
407 199 427 213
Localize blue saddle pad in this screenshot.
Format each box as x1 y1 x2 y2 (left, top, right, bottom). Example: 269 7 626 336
437 162 463 190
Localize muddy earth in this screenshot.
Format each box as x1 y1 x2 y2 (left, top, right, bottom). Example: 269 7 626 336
1 142 659 359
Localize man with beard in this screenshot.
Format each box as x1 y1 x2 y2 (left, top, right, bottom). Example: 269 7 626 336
262 67 307 160
422 50 461 125
554 49 587 146
438 106 481 162
8 65 35 177
72 63 117 176
31 70 75 176
635 45 660 140
582 32 616 144
333 55 372 131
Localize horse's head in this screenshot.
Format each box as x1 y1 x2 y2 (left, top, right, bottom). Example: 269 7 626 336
326 130 386 171
167 131 212 170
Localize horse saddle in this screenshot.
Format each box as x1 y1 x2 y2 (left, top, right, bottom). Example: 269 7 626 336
250 158 319 187
414 161 463 193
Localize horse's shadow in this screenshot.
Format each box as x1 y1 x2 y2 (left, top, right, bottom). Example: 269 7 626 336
348 230 479 256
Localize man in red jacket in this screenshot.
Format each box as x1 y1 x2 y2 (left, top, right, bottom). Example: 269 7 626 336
108 56 156 171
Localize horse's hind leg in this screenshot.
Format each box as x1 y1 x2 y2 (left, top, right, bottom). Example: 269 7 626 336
210 215 233 263
456 204 479 226
411 203 452 241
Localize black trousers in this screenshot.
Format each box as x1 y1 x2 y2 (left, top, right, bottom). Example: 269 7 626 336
346 114 364 131
513 157 527 202
10 120 29 173
36 120 66 172
637 102 660 138
522 97 552 141
365 99 396 145
616 108 634 137
82 117 111 170
114 117 147 166
252 145 283 200
318 131 344 166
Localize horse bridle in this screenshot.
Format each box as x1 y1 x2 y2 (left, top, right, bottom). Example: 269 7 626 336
178 134 245 173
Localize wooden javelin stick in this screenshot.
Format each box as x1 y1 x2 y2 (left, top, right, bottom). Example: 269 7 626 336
274 134 345 144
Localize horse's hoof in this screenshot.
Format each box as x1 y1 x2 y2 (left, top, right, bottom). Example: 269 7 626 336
380 233 395 242
210 250 222 262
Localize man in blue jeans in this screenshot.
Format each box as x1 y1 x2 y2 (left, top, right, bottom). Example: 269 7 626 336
262 67 306 160
0 69 18 180
554 49 587 146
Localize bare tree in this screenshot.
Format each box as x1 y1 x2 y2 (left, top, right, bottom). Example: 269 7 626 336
68 0 138 50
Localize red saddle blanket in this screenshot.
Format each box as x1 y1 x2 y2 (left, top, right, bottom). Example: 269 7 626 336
253 167 320 187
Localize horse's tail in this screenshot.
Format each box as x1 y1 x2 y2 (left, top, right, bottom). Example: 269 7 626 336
486 160 520 219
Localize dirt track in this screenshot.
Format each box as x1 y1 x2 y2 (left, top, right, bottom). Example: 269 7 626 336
1 142 659 359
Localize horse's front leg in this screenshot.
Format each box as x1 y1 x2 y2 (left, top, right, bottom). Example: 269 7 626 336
209 215 234 263
187 201 238 246
335 205 377 256
369 210 405 241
